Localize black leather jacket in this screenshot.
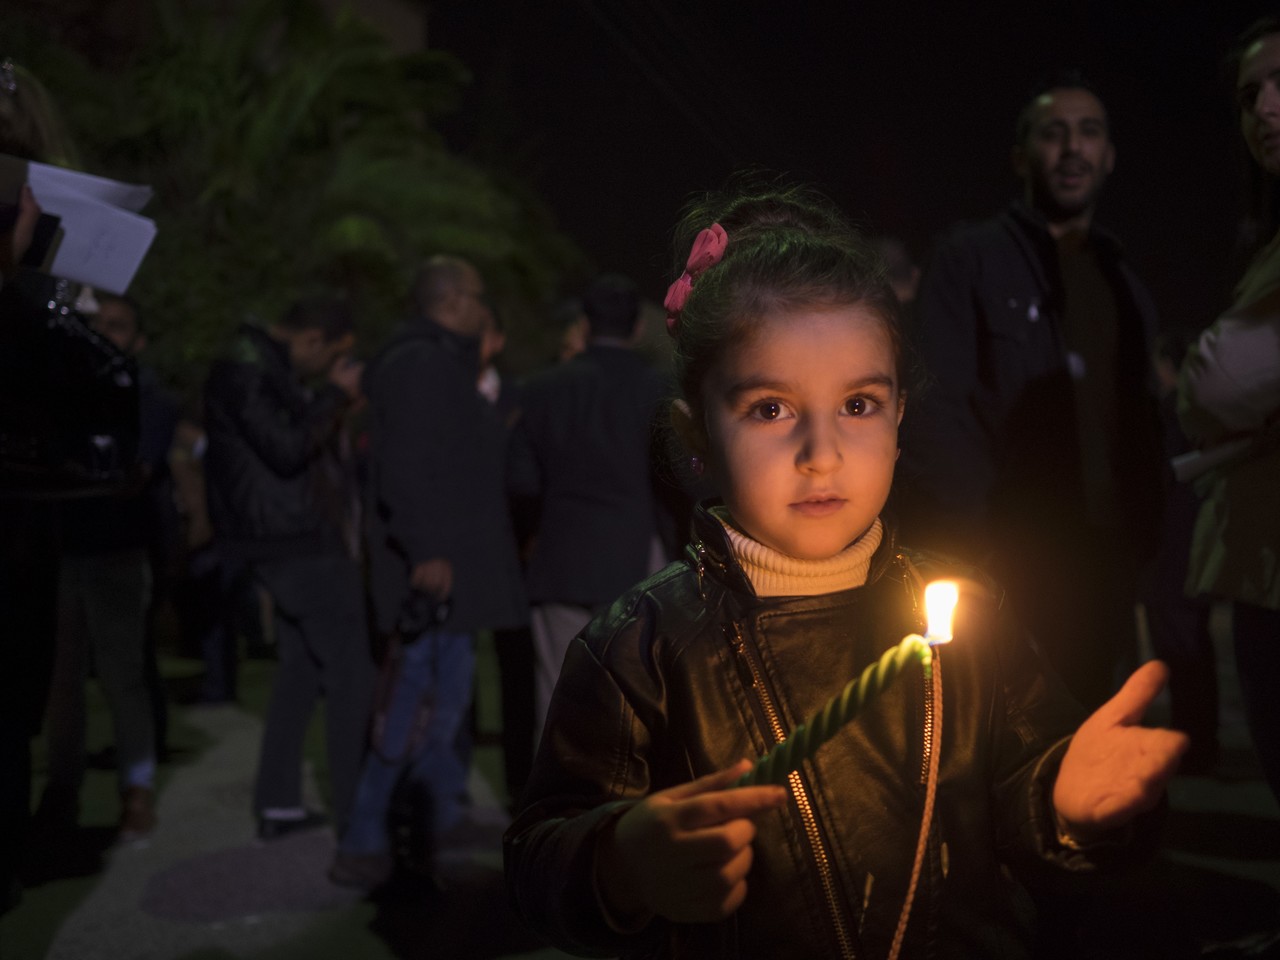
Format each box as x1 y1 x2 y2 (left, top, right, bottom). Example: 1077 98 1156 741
204 323 350 562
505 505 1112 959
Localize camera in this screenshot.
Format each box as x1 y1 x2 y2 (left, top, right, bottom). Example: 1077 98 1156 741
396 590 452 638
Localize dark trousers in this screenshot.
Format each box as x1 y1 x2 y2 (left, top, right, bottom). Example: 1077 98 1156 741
1233 601 1280 805
0 503 59 912
44 549 155 793
251 552 375 833
494 625 535 805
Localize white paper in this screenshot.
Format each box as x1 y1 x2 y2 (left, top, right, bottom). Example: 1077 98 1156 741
26 161 153 213
4 154 159 294
39 192 157 295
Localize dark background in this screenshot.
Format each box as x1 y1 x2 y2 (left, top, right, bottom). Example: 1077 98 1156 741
428 0 1273 333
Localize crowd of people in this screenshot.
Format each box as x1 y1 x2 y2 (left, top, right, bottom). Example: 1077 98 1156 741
2 13 1280 959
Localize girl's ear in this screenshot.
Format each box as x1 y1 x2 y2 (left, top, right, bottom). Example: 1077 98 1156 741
896 392 906 427
670 398 707 457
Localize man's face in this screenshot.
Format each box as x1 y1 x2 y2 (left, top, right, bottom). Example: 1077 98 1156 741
91 299 142 355
1014 87 1115 223
289 329 352 378
452 264 494 339
1238 32 1280 178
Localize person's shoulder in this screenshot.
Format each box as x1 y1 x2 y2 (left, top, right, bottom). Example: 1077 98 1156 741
891 544 1006 611
205 330 269 396
578 559 706 660
366 325 451 388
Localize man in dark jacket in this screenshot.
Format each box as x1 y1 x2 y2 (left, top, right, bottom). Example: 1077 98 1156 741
899 72 1165 711
203 296 372 840
507 274 671 740
332 255 526 888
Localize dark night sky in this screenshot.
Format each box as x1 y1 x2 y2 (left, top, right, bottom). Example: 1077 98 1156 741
428 0 1274 334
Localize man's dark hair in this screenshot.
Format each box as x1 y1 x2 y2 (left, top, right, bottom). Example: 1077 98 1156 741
1014 68 1106 145
277 295 354 342
581 274 640 340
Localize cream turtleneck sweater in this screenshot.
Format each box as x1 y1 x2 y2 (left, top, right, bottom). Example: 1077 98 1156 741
709 507 883 597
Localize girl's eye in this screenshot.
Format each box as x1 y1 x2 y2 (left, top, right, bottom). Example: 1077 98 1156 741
844 396 869 416
751 400 784 421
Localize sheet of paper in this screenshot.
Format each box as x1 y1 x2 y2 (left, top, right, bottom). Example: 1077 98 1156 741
41 194 157 295
26 160 153 213
1 153 158 294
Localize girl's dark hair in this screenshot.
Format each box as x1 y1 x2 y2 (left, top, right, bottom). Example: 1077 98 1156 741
668 176 914 417
1228 15 1280 78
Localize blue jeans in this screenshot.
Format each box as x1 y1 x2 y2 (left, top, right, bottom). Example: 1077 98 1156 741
340 628 475 856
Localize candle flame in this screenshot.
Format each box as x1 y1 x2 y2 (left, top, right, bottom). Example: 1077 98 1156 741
924 580 959 644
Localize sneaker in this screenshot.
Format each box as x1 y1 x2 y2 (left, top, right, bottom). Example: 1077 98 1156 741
117 786 156 841
328 851 394 890
257 810 328 841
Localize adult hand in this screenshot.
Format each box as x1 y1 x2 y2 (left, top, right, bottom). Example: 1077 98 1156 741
1 184 41 280
410 557 452 600
328 355 364 400
1053 660 1189 843
596 759 788 925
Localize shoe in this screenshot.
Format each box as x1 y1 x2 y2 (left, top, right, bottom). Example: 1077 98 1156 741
256 810 328 841
328 851 394 891
117 786 156 841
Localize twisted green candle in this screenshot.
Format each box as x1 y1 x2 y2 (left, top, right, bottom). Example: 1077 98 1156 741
735 635 933 788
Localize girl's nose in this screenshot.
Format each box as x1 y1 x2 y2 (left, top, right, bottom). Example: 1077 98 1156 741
797 417 842 475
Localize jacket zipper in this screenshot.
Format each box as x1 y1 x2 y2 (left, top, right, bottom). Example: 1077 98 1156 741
920 654 934 786
729 620 859 960
897 552 934 788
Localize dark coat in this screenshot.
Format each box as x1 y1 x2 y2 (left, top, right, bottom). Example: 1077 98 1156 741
203 323 350 562
504 505 1132 960
507 343 669 606
899 201 1164 563
362 318 526 635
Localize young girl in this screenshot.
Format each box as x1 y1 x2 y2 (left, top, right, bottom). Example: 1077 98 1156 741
503 183 1186 959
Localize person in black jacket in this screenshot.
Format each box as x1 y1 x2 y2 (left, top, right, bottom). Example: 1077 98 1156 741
505 181 1187 960
331 255 526 889
203 296 373 841
508 273 673 744
38 293 178 843
899 71 1165 712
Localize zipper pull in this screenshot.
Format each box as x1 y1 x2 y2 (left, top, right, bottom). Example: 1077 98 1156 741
693 540 708 599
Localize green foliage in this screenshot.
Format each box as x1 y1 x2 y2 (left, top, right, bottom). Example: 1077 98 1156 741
7 0 586 401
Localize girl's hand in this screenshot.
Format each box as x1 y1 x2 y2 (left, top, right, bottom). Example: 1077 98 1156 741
1053 660 1189 844
596 759 788 925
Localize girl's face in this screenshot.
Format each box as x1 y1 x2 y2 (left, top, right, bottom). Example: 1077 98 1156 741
1238 32 1280 177
697 303 904 560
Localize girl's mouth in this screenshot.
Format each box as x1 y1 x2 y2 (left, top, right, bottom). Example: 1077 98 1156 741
791 497 845 517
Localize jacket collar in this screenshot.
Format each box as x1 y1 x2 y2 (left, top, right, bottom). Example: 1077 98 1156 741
685 501 902 600
1004 198 1125 262
239 322 294 377
380 315 481 371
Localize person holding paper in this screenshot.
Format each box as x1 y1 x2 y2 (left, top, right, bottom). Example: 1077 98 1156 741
1177 16 1280 806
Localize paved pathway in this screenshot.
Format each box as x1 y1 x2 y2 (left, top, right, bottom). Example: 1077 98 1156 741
41 704 569 960
8 610 1280 959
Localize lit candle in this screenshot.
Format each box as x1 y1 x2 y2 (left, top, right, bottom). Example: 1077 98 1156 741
735 580 960 788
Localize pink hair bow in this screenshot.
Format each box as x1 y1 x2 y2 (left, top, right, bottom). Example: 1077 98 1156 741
664 222 728 335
